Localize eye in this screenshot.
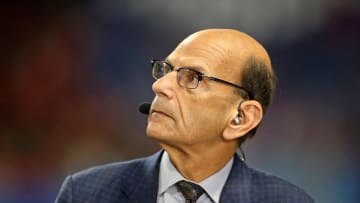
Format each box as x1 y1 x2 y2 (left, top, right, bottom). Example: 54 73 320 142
178 68 199 88
163 62 173 74
186 70 198 81
153 61 171 78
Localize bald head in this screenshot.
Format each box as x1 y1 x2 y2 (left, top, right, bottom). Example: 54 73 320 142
178 29 272 70
170 28 276 108
170 28 276 129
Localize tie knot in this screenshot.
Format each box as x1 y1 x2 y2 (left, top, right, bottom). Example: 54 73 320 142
175 180 205 202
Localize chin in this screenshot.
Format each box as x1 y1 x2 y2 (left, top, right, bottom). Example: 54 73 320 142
146 126 178 144
146 125 165 139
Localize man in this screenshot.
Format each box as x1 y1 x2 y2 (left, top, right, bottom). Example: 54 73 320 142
55 29 314 203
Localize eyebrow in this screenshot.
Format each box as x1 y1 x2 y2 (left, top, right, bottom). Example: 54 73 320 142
164 58 206 73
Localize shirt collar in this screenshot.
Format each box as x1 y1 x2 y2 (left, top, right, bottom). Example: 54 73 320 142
158 151 184 195
158 151 234 203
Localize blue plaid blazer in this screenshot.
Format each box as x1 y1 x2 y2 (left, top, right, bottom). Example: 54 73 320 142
55 151 314 203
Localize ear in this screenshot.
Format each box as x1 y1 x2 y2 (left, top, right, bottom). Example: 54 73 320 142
223 100 263 141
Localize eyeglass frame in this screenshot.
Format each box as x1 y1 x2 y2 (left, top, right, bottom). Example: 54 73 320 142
151 59 254 100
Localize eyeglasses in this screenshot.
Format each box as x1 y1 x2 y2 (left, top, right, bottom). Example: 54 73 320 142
151 59 253 99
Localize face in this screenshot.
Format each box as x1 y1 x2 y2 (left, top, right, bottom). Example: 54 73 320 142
146 33 243 148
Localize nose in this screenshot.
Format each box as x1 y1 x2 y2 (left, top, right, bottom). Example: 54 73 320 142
152 72 177 99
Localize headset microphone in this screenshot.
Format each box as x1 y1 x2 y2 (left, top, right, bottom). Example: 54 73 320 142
138 102 151 115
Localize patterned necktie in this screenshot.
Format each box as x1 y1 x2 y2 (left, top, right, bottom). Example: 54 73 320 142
175 180 205 203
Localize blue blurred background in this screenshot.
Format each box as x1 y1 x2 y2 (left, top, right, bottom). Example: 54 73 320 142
1 1 359 202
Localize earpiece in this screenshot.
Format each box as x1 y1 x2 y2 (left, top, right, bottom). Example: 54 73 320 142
232 100 245 125
232 115 242 125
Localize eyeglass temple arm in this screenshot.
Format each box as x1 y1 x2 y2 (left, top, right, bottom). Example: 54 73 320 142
206 76 253 99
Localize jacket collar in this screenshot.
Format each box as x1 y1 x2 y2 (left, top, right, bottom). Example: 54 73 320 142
120 150 163 202
220 154 253 202
117 150 251 202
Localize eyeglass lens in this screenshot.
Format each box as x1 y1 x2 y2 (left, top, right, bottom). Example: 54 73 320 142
152 61 171 79
177 68 199 89
152 61 200 89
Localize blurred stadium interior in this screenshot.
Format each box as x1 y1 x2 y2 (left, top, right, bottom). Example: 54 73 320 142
1 1 359 202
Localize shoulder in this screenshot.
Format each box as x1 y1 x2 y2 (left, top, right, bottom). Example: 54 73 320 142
245 165 315 202
73 150 161 183
55 151 162 203
71 156 148 183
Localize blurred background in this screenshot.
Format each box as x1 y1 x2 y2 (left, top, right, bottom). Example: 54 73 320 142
1 0 359 202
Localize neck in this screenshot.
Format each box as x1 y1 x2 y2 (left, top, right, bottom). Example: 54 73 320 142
160 141 237 182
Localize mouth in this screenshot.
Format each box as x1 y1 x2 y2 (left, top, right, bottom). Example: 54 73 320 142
151 109 170 117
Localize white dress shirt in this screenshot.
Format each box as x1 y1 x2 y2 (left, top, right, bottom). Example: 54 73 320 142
157 151 233 203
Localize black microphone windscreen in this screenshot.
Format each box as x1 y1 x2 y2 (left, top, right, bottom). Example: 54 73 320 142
138 103 151 115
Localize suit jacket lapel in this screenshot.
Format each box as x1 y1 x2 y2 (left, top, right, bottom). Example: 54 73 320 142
121 150 163 202
114 151 254 202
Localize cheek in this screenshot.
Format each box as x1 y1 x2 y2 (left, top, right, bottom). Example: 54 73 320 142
182 105 228 136
185 94 229 123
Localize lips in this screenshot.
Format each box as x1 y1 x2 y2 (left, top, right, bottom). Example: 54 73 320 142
151 109 171 118
149 98 174 120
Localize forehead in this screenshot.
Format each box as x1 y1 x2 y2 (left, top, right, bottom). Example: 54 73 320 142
166 35 244 80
